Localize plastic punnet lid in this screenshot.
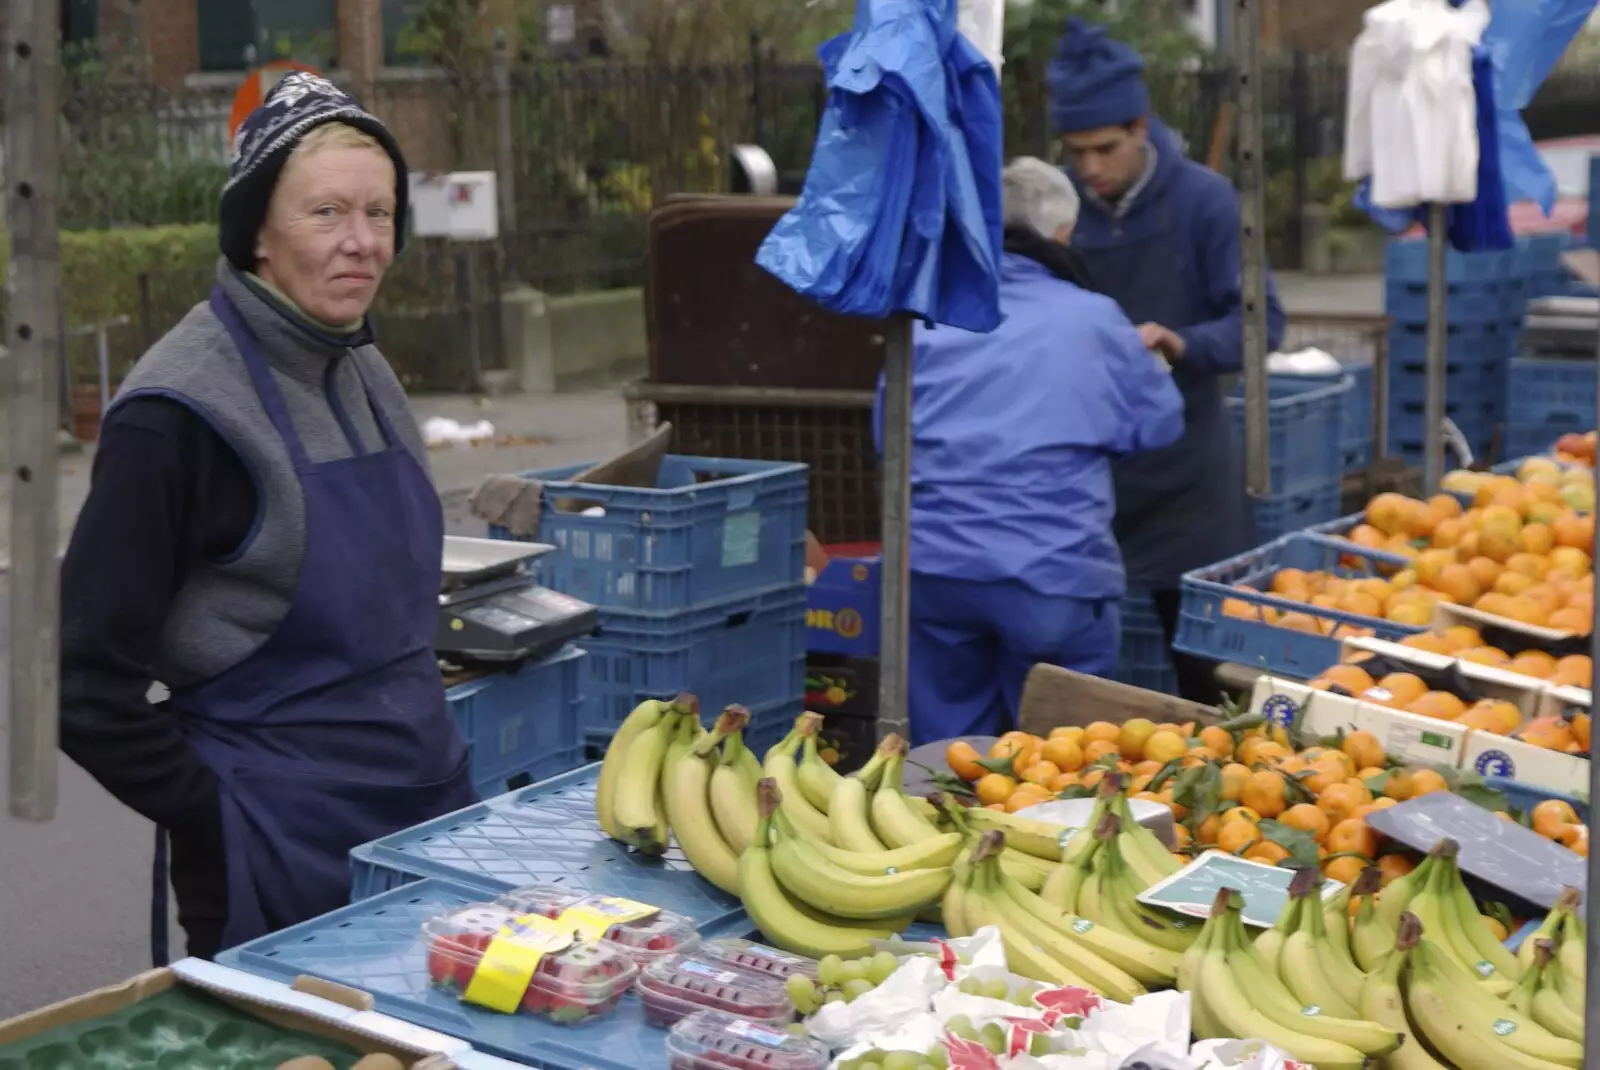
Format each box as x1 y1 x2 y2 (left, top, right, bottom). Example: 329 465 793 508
495 885 701 962
421 903 637 1023
639 952 794 1028
667 1010 827 1070
702 938 820 981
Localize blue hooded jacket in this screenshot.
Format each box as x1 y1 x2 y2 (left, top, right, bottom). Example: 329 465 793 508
1068 117 1287 587
875 252 1185 600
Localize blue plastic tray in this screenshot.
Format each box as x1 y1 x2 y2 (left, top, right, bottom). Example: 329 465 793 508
1225 375 1352 498
349 765 737 909
1111 588 1175 695
447 645 588 799
582 584 807 745
220 877 754 1070
1277 360 1375 473
490 455 808 615
1175 532 1427 678
1252 481 1344 542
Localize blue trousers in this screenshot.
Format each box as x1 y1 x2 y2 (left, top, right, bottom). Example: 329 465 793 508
906 572 1119 746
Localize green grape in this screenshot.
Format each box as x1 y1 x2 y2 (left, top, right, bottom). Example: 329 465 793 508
787 1023 809 1037
858 1061 882 1070
842 978 875 1002
824 991 847 1005
881 1051 919 1070
868 951 900 984
979 1023 1007 1056
979 980 1009 1001
943 1015 977 1040
785 974 817 1008
1009 989 1035 1007
925 1046 950 1070
840 959 870 984
1027 1035 1051 1057
817 954 845 987
957 978 984 996
917 1064 938 1070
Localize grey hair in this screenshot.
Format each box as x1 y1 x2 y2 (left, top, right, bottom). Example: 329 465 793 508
1002 156 1081 238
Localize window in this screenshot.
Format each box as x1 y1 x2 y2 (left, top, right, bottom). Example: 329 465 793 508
382 0 434 67
198 0 339 72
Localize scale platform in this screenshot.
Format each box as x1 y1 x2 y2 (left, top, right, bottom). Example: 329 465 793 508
1521 296 1600 358
437 536 598 664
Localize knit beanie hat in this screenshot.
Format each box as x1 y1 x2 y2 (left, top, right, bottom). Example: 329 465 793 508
220 72 410 271
1046 18 1150 134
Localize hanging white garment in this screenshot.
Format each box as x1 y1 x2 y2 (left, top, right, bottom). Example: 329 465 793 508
1343 0 1489 209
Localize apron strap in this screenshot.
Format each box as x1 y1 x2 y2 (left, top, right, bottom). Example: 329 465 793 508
344 351 402 452
150 825 171 968
209 286 315 471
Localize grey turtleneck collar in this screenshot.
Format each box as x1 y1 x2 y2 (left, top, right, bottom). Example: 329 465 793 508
214 259 377 386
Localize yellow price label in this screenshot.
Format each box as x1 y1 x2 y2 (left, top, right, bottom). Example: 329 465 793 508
462 914 574 1014
558 895 660 941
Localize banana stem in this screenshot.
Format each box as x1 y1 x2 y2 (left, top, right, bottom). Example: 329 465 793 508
1395 911 1422 951
796 711 825 740
854 747 890 789
757 776 782 819
720 730 748 766
971 828 1005 864
692 704 750 758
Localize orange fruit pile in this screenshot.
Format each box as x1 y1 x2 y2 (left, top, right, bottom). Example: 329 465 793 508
1529 798 1590 856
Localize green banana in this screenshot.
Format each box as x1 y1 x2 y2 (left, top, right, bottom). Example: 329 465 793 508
1177 909 1229 1041
963 806 1072 861
942 854 973 939
595 697 670 839
1516 895 1573 975
1097 816 1199 953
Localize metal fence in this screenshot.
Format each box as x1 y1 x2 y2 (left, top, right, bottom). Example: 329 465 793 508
7 51 1600 390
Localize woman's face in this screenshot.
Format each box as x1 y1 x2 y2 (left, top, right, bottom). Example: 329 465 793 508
255 144 396 326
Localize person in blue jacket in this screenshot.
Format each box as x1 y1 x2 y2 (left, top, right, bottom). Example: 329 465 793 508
877 157 1186 746
1047 19 1287 702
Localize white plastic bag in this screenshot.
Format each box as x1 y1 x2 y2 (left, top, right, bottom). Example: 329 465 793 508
808 956 951 1049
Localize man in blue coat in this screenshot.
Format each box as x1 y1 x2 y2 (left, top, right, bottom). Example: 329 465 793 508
879 157 1185 745
1048 20 1286 702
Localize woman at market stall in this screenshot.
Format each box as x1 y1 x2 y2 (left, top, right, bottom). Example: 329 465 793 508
878 157 1186 745
58 72 479 959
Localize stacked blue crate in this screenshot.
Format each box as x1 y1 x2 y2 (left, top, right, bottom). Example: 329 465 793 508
489 455 810 748
1225 375 1351 540
1517 231 1577 300
1111 588 1176 695
1384 240 1518 463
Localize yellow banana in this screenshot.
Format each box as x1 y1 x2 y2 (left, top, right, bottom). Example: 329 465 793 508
1198 939 1368 1070
1179 924 1230 1041
738 779 892 959
1517 895 1573 975
996 870 1182 985
870 746 942 849
942 855 973 939
1411 939 1582 1068
1290 871 1369 1014
1358 920 1452 1070
769 834 950 920
811 831 963 875
1376 852 1435 930
1351 869 1397 973
797 731 843 813
962 807 1072 862
1097 825 1198 953
1280 929 1361 1018
1407 950 1581 1070
665 748 741 895
964 835 1094 989
982 873 1145 999
1436 849 1521 981
763 723 836 845
708 742 759 855
828 749 890 853
595 697 668 839
613 711 679 850
1109 793 1182 881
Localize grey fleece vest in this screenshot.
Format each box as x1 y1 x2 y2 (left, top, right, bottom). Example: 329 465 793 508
113 259 435 687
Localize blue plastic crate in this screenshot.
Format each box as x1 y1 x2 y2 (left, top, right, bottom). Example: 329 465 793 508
1484 776 1590 823
489 455 807 614
1388 359 1507 409
1387 322 1513 365
1226 375 1352 497
1591 157 1600 250
448 645 587 799
1277 360 1374 472
220 877 754 1070
1252 480 1344 542
1384 280 1521 326
1507 358 1595 434
1504 424 1561 459
1386 239 1514 284
1514 231 1574 277
350 763 729 901
582 584 807 744
1110 588 1175 695
742 697 806 757
1175 532 1428 678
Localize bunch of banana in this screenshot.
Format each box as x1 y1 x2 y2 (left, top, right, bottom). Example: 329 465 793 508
764 714 839 845
1057 813 1200 956
740 778 921 959
660 705 758 896
1390 911 1584 1070
595 693 699 854
1393 839 1521 995
1351 865 1399 973
1178 886 1401 1069
1511 940 1585 1044
1264 867 1377 1019
938 795 1052 893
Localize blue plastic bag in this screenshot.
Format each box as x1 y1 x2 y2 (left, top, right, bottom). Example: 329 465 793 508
1481 0 1599 212
754 0 1003 333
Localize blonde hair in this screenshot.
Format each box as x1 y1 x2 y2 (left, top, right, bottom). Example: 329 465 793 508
291 121 383 160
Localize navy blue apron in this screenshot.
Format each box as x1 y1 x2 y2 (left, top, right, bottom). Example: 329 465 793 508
154 287 479 957
1076 207 1253 591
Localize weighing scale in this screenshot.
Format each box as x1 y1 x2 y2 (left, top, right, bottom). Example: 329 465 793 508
1521 296 1600 357
436 536 598 664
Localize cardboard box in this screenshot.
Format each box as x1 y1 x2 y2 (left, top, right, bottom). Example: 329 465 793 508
806 554 881 656
1250 675 1469 768
0 959 524 1070
1341 636 1550 718
1459 682 1591 795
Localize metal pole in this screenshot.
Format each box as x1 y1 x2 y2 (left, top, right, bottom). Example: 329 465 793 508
876 317 912 743
1235 0 1271 496
1422 203 1448 493
7 0 63 822
492 29 519 285
1585 309 1600 1068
